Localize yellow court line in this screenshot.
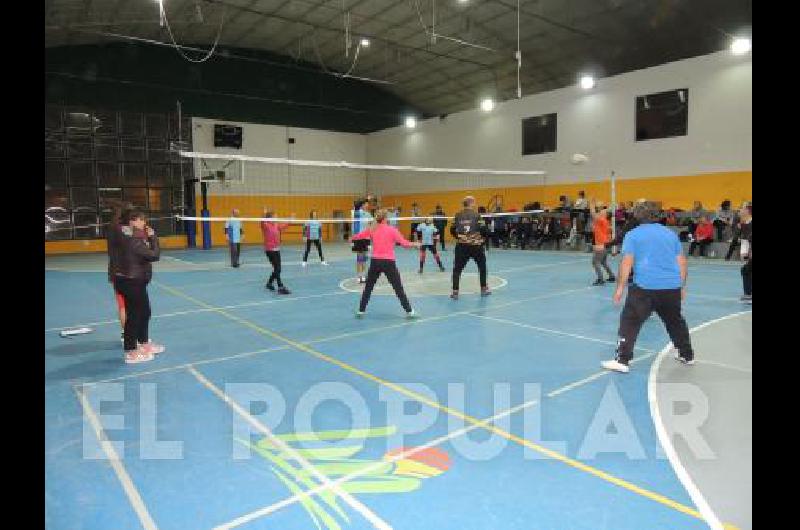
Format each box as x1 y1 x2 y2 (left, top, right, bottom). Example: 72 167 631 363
153 280 709 524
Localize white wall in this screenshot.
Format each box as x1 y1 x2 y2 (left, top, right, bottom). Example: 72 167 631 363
366 50 752 195
191 118 367 196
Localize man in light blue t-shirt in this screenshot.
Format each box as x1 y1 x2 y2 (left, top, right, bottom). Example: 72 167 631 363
224 209 243 268
602 202 695 373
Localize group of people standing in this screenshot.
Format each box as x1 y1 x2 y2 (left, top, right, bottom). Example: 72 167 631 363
223 208 331 295
107 205 164 364
106 194 750 372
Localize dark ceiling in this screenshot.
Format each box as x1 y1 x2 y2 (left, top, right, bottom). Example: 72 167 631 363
45 0 752 116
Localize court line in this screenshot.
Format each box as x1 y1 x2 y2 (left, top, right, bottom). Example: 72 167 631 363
74 386 159 530
217 345 665 528
45 291 349 332
214 396 542 529
243 313 749 528
188 366 392 530
468 314 656 352
74 286 593 387
693 360 752 374
76 345 291 387
648 311 751 530
153 279 717 523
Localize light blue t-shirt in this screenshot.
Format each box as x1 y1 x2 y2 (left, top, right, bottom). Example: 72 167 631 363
305 221 321 240
225 218 243 243
353 209 372 234
621 223 682 289
417 224 438 246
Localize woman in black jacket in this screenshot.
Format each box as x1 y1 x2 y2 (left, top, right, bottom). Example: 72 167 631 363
114 210 163 364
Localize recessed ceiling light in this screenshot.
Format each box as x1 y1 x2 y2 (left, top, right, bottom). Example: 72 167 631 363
405 116 417 128
360 38 370 47
580 75 595 90
730 37 751 55
480 98 495 112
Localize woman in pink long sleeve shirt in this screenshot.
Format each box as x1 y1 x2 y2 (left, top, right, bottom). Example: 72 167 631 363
261 208 291 294
351 209 421 317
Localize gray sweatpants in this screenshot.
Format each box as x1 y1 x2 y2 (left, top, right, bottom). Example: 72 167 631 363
592 248 614 279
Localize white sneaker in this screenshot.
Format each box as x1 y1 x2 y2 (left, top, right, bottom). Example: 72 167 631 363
405 309 419 319
355 310 365 318
321 261 329 266
302 262 308 268
601 359 630 373
674 354 695 365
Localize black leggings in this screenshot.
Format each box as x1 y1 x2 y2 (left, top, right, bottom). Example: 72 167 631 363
617 285 693 363
265 250 284 287
688 239 712 256
115 277 151 351
452 244 487 290
359 258 412 312
741 258 752 296
303 239 324 262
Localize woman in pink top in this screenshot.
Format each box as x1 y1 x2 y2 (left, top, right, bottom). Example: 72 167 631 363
351 209 421 318
260 208 292 295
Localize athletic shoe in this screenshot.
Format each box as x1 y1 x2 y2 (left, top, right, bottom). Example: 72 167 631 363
121 331 125 344
125 348 154 364
439 266 446 272
481 288 492 297
740 295 752 303
139 341 165 356
450 290 459 300
359 277 366 284
302 262 308 268
355 310 365 319
592 279 605 286
277 287 291 295
321 261 329 266
266 283 275 291
601 359 630 373
607 275 616 282
674 354 695 365
406 309 419 319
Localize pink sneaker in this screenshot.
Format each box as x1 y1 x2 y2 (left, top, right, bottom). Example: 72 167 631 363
139 341 165 356
125 348 154 364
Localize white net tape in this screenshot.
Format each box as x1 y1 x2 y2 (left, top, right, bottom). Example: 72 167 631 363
179 151 546 176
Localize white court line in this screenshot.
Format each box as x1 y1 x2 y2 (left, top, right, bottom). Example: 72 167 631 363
218 309 752 528
693 359 752 374
215 397 543 529
187 366 392 530
45 291 349 332
74 386 158 530
648 310 751 530
77 345 291 387
75 285 596 387
467 314 655 350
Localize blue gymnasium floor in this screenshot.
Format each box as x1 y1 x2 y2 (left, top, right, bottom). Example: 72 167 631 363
45 245 750 530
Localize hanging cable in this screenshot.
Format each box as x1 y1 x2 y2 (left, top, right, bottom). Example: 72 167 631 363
516 0 522 98
161 0 226 64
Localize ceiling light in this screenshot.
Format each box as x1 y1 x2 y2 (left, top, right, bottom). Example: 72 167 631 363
730 37 751 55
405 116 417 129
360 38 370 48
480 98 495 112
579 75 595 90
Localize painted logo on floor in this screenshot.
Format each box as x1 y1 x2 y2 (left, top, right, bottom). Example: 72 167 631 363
239 425 451 530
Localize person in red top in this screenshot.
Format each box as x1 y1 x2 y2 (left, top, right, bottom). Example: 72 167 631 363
688 215 714 257
351 208 421 318
261 208 292 294
591 200 616 286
